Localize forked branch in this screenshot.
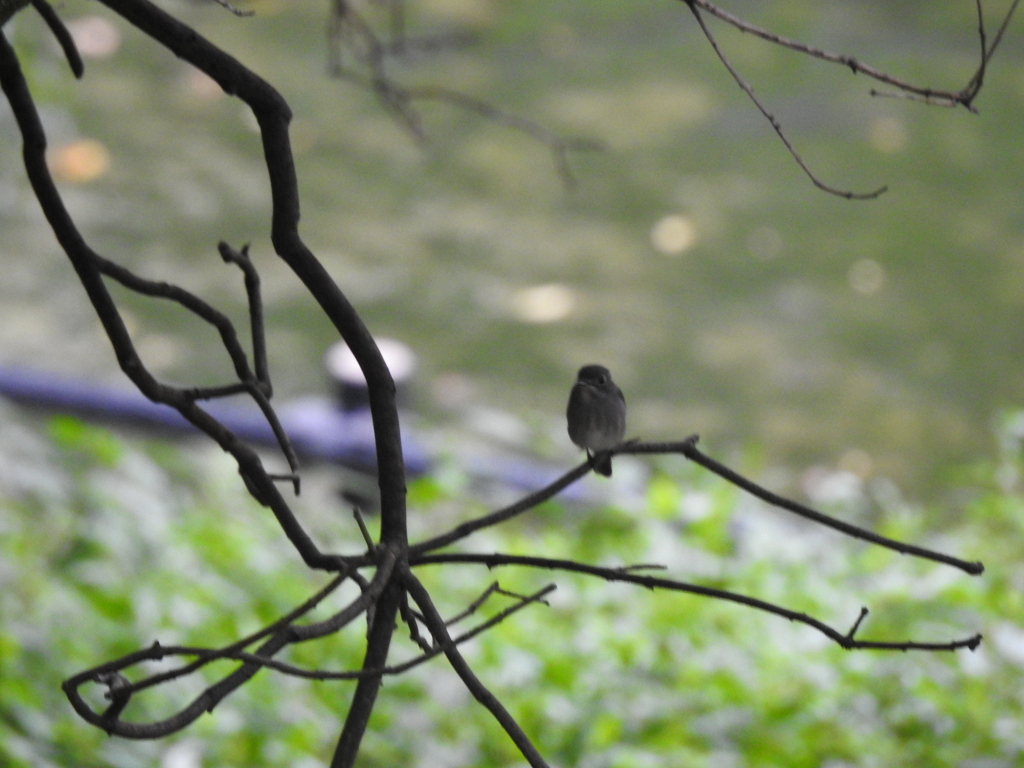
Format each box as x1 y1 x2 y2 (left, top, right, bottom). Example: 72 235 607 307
326 0 600 187
677 0 1020 196
410 551 982 653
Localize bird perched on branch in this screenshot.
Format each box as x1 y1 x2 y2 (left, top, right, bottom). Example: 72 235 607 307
566 364 626 477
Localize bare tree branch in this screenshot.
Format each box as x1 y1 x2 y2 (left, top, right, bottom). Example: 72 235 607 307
73 582 555 690
689 0 1020 112
409 552 982 653
622 439 984 575
412 435 982 577
0 32 354 569
217 242 271 391
410 459 593 556
330 570 403 768
30 0 83 78
326 0 599 188
685 1 886 199
62 551 397 738
403 568 551 768
91 0 409 548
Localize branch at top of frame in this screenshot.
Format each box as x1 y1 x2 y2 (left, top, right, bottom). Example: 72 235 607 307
209 0 254 18
688 0 1020 114
686 1 886 200
327 0 600 189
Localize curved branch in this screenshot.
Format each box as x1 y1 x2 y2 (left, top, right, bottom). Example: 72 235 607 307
31 0 83 78
67 571 349 703
94 247 299 472
403 568 551 768
92 251 259 388
97 0 409 546
409 552 982 653
686 1 885 200
622 438 984 575
327 0 598 188
689 0 1021 112
102 583 556 683
411 434 982 577
410 459 593 556
62 552 395 739
0 33 347 571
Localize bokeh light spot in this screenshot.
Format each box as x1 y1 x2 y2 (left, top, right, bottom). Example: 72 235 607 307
848 258 886 295
67 16 121 59
650 214 696 255
49 139 110 183
869 116 908 154
512 284 575 323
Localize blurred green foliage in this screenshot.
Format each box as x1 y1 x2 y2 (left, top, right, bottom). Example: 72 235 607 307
1 407 1022 767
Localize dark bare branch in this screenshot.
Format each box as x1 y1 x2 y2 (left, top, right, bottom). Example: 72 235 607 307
209 0 254 18
31 0 83 78
410 458 593 556
410 551 982 653
327 0 598 187
62 553 396 738
403 568 551 768
622 438 984 575
686 2 886 199
66 581 556 690
331 574 403 768
218 242 271 391
689 0 1020 113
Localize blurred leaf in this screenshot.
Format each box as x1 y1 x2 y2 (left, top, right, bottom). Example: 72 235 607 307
47 416 123 468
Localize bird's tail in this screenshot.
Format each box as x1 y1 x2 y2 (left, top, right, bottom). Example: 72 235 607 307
589 450 613 477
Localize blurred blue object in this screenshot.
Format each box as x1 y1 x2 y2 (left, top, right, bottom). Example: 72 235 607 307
0 365 429 475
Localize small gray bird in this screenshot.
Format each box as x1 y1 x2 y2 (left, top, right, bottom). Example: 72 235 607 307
566 364 626 477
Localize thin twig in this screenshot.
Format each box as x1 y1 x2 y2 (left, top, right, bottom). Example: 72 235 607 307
625 438 984 575
72 583 556 685
91 572 350 698
686 2 886 200
327 0 598 188
400 83 602 189
353 507 376 554
846 607 869 640
31 0 83 78
688 0 1019 113
403 568 551 768
61 557 392 738
218 242 271 393
209 0 254 18
409 458 593 556
400 589 434 653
